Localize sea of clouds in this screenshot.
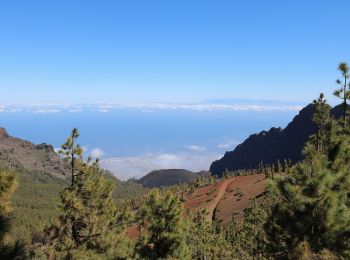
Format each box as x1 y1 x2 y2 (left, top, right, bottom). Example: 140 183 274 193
1 99 304 180
0 100 303 114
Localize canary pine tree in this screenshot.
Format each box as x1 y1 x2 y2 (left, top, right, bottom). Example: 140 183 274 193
0 171 16 244
312 93 332 151
0 171 27 259
136 190 190 259
334 62 350 127
283 159 292 175
187 209 232 259
41 129 133 259
227 197 272 259
276 160 283 176
266 92 350 258
59 127 83 186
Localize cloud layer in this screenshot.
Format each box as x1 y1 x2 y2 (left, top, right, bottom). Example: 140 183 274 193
185 145 207 152
100 152 221 180
90 148 104 159
0 100 304 114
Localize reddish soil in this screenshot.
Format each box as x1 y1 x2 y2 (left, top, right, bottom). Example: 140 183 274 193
183 178 232 211
201 177 237 222
127 174 266 238
183 174 266 224
215 174 266 226
127 224 139 239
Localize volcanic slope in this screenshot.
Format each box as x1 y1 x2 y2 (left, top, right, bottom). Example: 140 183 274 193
184 174 266 224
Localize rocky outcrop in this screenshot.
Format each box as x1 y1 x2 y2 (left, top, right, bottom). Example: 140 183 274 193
35 143 55 153
0 127 9 138
0 128 69 177
210 104 343 177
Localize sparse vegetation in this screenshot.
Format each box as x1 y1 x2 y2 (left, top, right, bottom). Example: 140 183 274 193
2 63 350 259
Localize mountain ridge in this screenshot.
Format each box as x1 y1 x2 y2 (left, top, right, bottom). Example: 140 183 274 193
0 128 147 242
210 103 342 177
0 127 69 178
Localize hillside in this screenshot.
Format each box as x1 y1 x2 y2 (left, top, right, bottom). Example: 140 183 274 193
138 169 209 188
0 128 147 242
0 127 69 178
128 174 266 238
210 104 342 177
183 174 266 224
8 165 146 242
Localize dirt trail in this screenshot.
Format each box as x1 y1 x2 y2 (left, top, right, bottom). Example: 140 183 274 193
127 178 237 238
204 177 237 222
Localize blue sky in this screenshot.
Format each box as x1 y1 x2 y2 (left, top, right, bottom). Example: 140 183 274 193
1 1 349 179
1 0 350 104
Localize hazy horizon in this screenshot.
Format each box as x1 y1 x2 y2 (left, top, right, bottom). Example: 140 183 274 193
2 1 350 179
0 99 303 180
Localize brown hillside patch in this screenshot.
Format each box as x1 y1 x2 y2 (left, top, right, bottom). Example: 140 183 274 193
184 183 217 208
127 174 266 239
127 224 139 239
214 174 265 226
184 176 238 222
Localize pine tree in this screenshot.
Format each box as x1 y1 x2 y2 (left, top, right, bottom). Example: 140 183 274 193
136 190 190 259
189 183 195 195
0 170 27 259
187 209 232 259
211 176 215 184
0 171 16 244
264 164 270 178
269 165 274 179
333 62 350 127
283 159 289 175
276 160 282 176
312 93 332 151
223 168 229 179
40 130 133 259
265 93 350 258
59 127 83 186
258 161 264 174
227 197 272 259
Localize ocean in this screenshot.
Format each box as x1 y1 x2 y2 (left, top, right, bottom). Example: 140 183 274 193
0 103 301 179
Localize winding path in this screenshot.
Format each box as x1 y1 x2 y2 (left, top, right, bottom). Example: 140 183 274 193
204 177 237 222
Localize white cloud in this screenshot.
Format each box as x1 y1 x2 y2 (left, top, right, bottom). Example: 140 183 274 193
69 108 82 112
9 108 22 112
31 109 60 114
185 145 207 152
0 101 304 114
92 102 303 112
218 140 241 150
100 152 221 180
90 148 104 158
98 105 112 113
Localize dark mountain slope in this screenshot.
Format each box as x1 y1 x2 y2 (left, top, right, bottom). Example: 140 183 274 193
210 104 342 177
139 169 199 188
